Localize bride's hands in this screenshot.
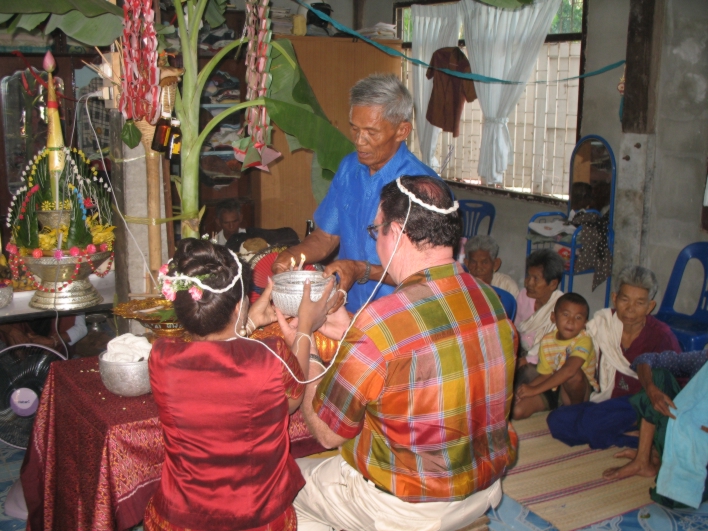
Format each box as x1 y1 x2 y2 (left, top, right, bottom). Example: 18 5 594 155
247 277 277 330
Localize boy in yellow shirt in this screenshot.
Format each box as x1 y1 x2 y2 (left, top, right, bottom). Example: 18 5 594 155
513 293 598 420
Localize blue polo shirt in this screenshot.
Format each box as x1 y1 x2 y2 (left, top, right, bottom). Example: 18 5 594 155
314 143 438 312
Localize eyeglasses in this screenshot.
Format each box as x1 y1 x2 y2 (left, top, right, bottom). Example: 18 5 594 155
366 222 391 241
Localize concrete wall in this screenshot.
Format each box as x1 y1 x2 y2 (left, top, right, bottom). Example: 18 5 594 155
363 1 396 29
579 0 631 156
643 0 708 313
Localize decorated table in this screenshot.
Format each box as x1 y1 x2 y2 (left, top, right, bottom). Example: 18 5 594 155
21 356 325 531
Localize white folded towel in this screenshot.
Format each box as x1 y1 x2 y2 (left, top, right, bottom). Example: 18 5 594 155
104 334 152 362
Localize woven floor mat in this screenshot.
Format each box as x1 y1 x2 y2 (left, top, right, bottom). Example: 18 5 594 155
502 412 654 531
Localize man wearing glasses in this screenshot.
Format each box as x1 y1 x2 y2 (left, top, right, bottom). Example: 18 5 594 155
272 74 438 312
285 176 517 531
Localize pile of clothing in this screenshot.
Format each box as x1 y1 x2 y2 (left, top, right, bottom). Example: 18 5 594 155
271 8 293 35
202 70 240 105
358 22 397 39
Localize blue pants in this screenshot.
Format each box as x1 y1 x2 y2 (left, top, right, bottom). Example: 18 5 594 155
547 396 639 449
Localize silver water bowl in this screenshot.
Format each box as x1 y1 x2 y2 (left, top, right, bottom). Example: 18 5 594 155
271 270 337 317
98 351 151 397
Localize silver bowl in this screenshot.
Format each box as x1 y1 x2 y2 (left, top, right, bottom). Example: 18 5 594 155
23 251 112 310
271 270 337 317
0 285 12 309
98 351 151 397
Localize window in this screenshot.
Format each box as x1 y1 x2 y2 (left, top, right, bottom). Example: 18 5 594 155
397 0 585 200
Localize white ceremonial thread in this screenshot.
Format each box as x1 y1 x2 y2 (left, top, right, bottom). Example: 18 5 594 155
162 249 243 294
395 177 459 214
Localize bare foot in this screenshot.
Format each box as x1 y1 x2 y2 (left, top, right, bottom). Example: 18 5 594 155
613 448 637 460
603 458 659 480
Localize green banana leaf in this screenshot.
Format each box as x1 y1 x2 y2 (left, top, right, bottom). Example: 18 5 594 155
269 40 327 119
204 0 227 29
0 0 122 17
266 39 353 199
14 193 38 250
44 11 122 47
264 97 354 176
67 195 92 248
14 13 48 32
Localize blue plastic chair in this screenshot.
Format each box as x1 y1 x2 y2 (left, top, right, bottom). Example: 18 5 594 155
492 286 517 321
656 242 708 352
459 200 495 238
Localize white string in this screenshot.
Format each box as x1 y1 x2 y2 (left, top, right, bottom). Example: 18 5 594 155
162 249 243 294
396 177 459 214
84 94 156 287
235 201 414 385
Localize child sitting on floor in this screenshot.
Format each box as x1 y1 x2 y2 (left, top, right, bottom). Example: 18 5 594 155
513 292 599 420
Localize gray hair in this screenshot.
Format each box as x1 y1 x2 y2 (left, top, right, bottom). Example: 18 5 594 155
526 249 565 285
464 235 500 261
615 266 659 300
349 74 413 124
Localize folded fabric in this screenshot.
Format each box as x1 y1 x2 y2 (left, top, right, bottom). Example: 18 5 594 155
104 334 152 362
528 219 577 237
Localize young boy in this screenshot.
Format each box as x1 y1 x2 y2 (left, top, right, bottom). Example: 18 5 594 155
513 292 598 420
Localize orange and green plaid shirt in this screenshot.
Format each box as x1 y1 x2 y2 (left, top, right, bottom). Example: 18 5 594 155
313 262 518 502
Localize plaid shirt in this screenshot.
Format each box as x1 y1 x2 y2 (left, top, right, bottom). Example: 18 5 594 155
313 263 518 502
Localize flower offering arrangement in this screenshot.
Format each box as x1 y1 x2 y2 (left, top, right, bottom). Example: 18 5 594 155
4 52 116 310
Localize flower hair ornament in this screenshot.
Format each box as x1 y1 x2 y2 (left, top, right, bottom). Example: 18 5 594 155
395 177 459 214
158 248 243 302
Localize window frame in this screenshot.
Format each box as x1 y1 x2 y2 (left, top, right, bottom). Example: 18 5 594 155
393 0 588 204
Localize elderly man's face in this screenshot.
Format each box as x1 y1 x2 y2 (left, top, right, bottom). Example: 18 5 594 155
218 210 242 240
350 105 412 175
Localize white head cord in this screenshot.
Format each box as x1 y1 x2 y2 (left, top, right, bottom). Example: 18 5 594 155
172 180 459 386
244 176 460 385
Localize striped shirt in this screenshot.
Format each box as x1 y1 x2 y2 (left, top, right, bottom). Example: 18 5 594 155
313 262 518 502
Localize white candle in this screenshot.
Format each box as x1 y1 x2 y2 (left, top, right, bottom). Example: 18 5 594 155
297 253 305 271
290 256 296 271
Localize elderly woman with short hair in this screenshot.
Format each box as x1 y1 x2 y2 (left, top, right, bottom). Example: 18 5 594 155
464 235 519 297
515 249 565 364
548 266 681 449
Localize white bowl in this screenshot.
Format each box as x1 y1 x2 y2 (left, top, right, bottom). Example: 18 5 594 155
98 351 151 397
271 270 337 317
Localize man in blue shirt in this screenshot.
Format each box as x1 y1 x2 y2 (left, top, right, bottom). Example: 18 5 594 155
272 74 438 312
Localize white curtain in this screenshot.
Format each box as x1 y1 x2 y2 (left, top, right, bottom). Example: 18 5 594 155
411 3 461 171
460 0 560 184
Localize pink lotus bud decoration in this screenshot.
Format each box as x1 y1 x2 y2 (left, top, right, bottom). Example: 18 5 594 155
86 244 97 254
69 247 80 257
43 51 56 73
32 248 43 258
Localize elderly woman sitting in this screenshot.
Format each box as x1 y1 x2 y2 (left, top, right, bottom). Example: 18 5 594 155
548 266 680 449
464 235 519 297
515 249 565 365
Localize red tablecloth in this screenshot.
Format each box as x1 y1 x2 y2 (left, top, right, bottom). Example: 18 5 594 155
21 357 324 531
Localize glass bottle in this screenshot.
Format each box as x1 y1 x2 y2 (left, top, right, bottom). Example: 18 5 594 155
167 119 182 161
305 219 314 236
151 112 172 153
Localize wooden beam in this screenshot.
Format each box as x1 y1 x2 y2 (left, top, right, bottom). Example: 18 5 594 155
622 0 664 134
353 0 366 30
